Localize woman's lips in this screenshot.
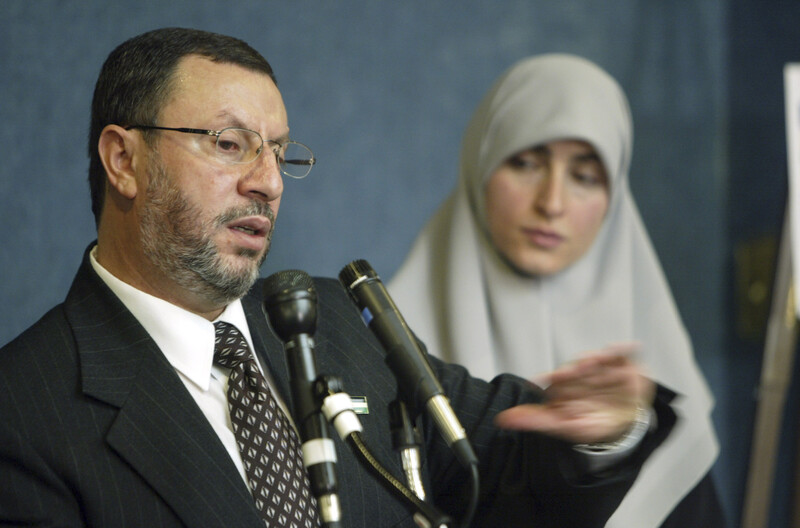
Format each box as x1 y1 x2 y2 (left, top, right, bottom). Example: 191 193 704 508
523 227 563 249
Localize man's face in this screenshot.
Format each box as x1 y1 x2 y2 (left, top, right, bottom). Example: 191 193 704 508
136 55 287 308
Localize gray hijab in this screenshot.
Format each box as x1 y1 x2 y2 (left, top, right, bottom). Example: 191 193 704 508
389 54 718 527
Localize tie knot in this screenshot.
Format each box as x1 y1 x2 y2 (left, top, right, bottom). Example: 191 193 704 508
213 321 251 369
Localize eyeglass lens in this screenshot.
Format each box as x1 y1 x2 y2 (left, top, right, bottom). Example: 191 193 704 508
215 128 313 178
280 142 315 179
216 128 260 164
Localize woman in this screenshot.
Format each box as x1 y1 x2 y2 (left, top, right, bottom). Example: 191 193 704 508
388 54 724 527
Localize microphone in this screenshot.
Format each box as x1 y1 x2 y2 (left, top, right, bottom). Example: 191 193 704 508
263 270 341 527
338 259 478 469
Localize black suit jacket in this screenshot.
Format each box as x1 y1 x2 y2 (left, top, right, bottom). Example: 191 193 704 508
0 247 675 527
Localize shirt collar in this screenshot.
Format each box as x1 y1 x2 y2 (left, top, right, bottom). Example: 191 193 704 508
89 246 256 391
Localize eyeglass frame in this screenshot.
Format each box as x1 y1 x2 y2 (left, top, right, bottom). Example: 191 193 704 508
123 124 316 179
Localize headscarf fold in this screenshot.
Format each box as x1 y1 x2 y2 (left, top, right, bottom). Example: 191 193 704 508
389 54 718 528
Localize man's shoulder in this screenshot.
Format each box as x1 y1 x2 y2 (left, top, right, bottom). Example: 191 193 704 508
1 304 72 358
0 303 78 403
311 276 351 298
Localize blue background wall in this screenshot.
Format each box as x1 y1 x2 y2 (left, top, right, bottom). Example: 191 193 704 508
0 1 795 526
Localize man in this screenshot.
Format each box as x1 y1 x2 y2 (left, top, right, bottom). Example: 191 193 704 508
0 28 674 527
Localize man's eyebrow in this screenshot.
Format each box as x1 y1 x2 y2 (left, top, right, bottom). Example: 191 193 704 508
211 111 256 132
213 111 290 142
213 110 245 127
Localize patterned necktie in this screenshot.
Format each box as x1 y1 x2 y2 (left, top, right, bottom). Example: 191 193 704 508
213 321 321 528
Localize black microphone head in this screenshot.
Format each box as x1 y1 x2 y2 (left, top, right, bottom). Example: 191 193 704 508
264 269 315 295
263 269 317 341
338 259 378 290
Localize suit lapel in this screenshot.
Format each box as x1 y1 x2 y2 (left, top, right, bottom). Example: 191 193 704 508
65 250 263 528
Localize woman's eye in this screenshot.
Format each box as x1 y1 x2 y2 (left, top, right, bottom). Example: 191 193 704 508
572 171 604 186
507 155 541 170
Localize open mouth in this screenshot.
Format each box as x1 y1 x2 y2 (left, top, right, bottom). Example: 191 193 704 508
227 216 269 237
231 225 261 236
224 216 271 252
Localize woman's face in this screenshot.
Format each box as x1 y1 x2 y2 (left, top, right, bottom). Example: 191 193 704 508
484 139 610 276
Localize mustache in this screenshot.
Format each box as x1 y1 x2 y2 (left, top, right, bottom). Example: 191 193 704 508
215 201 276 227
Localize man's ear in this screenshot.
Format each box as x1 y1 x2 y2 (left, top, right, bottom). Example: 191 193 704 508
98 125 141 200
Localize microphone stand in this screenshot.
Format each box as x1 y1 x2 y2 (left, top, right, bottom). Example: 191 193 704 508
389 400 426 501
284 335 342 526
263 271 342 527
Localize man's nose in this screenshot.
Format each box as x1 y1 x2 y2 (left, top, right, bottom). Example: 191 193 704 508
238 150 284 203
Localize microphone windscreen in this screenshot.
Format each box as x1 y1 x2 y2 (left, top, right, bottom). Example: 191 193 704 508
338 259 378 289
262 269 317 341
263 269 315 300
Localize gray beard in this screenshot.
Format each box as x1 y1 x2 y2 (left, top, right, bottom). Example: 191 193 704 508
139 159 274 307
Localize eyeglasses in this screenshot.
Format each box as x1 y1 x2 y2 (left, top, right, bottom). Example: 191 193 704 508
125 125 316 179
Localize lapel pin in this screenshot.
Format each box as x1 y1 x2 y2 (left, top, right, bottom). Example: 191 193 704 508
350 395 369 415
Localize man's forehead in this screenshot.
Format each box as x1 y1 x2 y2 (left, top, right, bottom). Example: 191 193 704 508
162 55 287 131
